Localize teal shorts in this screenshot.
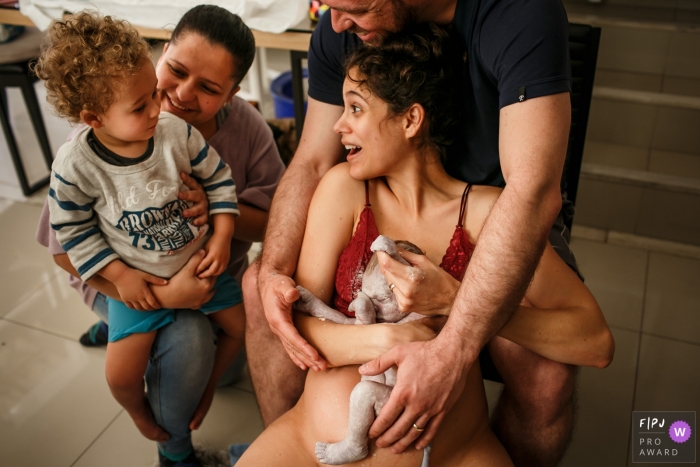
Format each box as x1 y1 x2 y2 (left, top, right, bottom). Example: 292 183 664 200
107 272 242 342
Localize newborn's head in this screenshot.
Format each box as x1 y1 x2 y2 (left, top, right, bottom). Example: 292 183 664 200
366 235 423 277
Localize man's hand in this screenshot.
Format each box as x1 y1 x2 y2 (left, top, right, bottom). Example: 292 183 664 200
179 172 209 226
378 249 460 316
359 337 471 453
258 269 327 371
152 250 215 309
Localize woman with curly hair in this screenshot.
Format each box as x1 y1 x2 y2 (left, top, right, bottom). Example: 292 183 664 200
237 24 613 467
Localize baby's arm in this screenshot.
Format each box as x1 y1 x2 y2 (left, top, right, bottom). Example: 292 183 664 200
197 213 234 278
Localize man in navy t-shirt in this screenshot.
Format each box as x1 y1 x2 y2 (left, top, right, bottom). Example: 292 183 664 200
244 1 576 465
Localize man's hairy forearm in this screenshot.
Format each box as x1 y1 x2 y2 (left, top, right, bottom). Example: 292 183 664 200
440 184 561 359
260 162 324 279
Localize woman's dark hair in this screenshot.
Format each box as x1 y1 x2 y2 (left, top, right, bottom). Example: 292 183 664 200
171 5 255 87
345 23 463 160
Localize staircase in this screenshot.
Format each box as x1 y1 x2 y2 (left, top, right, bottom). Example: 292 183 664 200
563 0 700 247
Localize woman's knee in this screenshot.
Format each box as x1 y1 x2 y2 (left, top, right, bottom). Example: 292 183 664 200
152 310 216 379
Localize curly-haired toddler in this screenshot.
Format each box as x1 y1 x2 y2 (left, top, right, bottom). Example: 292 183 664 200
35 11 246 442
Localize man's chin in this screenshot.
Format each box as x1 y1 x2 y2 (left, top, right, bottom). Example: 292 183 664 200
355 31 385 44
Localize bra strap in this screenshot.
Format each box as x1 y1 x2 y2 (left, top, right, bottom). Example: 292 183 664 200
364 180 371 207
457 184 471 227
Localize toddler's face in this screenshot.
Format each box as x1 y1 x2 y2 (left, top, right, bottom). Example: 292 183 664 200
98 62 161 144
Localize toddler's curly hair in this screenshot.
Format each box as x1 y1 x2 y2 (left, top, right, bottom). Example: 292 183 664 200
33 11 150 123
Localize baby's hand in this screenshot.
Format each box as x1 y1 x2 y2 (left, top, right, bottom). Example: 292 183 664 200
197 236 230 278
113 268 165 311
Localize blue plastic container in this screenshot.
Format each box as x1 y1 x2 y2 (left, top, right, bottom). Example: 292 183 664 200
270 69 308 119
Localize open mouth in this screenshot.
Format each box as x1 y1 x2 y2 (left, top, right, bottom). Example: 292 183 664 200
345 145 362 156
167 94 191 112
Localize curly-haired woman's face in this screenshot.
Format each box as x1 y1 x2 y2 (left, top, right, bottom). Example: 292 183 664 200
156 33 239 133
333 71 411 181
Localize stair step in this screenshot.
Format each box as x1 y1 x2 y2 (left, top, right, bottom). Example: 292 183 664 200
593 86 700 111
572 224 700 261
580 163 700 195
568 12 700 33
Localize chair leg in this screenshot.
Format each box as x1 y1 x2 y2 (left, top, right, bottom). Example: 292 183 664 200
0 85 36 196
21 76 54 171
0 80 52 196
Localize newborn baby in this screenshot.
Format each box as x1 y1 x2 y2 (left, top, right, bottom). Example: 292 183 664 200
294 235 426 465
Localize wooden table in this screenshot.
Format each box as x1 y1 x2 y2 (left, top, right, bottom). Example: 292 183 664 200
0 7 313 136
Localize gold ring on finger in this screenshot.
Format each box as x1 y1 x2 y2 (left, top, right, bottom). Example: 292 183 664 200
412 423 425 432
389 283 396 292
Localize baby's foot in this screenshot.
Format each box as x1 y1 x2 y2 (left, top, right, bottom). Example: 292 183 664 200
294 286 317 314
129 401 169 442
315 439 368 465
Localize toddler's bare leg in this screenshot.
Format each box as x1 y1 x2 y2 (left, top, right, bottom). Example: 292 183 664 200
316 380 393 465
295 286 356 324
190 304 246 430
348 292 376 324
105 331 169 442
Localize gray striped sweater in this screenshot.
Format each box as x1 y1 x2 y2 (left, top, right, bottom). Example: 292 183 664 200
48 112 239 281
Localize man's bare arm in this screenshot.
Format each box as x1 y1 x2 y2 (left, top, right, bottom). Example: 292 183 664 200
362 92 572 452
442 92 571 357
257 97 345 370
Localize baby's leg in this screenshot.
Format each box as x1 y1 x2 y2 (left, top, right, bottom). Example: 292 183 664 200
316 380 393 465
348 292 376 324
105 331 169 442
295 286 356 324
190 303 246 430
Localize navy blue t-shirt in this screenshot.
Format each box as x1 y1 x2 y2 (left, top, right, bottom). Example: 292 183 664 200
308 0 571 187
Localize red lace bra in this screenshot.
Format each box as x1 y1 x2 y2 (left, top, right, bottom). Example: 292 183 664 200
332 181 475 317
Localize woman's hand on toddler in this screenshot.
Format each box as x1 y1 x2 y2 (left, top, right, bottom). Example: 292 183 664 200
114 267 167 311
114 268 168 311
99 260 167 310
179 172 209 227
197 235 231 278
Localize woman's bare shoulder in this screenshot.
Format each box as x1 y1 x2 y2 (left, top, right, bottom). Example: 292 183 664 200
317 163 365 196
465 184 503 241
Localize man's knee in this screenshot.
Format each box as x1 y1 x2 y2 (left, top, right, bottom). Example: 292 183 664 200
509 359 576 419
